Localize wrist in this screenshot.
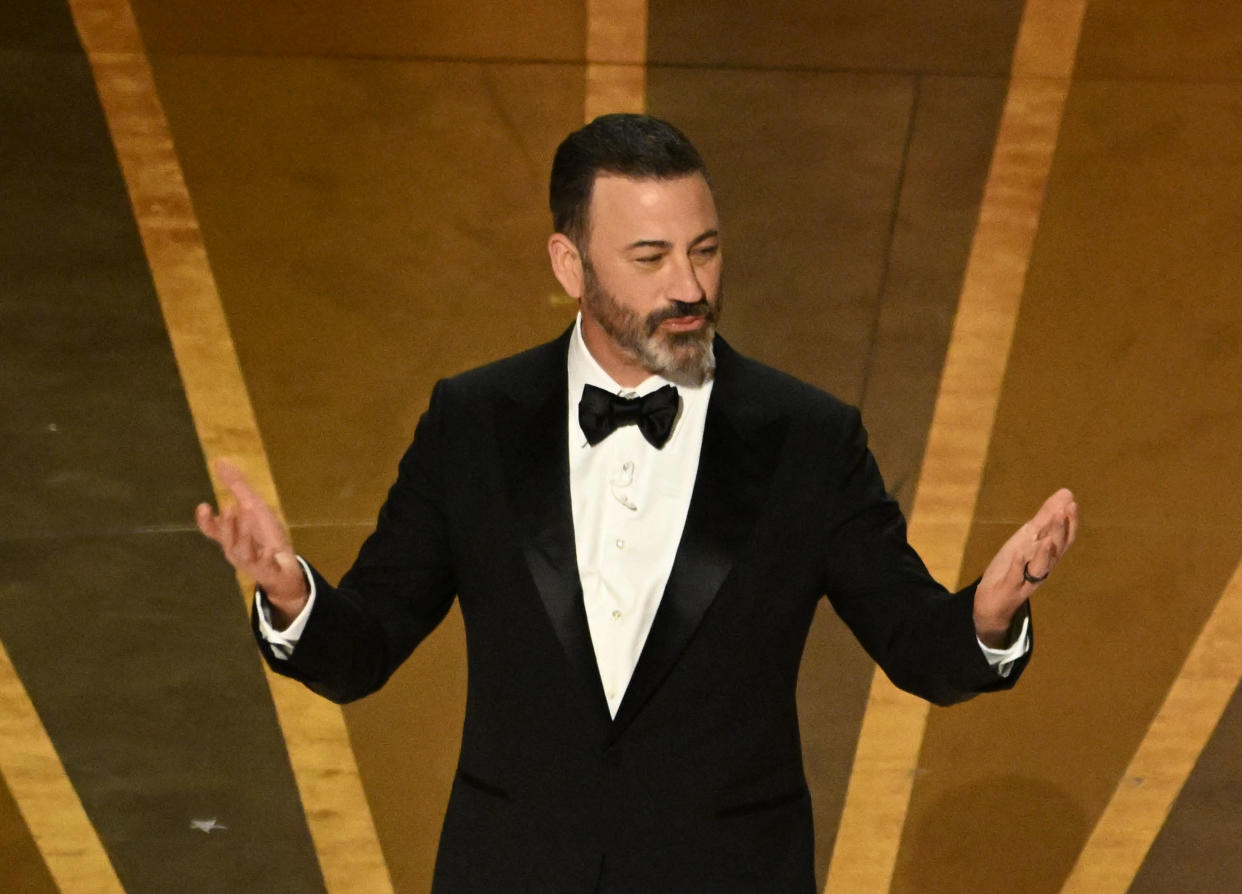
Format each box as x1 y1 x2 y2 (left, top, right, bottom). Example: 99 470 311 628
258 560 310 629
264 593 307 630
974 609 1016 649
976 625 1011 649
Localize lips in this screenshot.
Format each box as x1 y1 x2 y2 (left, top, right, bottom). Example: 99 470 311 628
660 316 708 332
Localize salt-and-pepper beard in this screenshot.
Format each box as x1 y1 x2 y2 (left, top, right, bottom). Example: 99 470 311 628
580 257 721 387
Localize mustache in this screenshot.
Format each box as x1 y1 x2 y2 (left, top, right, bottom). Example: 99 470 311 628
645 300 715 334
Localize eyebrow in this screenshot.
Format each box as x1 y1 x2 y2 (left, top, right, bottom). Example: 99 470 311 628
624 230 720 252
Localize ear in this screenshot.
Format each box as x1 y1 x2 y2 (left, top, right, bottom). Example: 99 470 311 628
547 233 584 299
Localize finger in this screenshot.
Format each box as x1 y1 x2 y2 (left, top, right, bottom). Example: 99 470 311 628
1040 499 1079 564
1043 499 1073 541
194 503 221 541
242 514 270 570
217 458 291 548
218 505 239 560
1030 488 1074 540
249 500 292 551
234 513 258 567
1024 536 1058 585
215 458 264 511
237 493 292 558
1042 511 1070 561
1008 546 1029 592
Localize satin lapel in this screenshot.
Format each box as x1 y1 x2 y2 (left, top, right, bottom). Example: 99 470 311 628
495 334 610 722
610 341 790 738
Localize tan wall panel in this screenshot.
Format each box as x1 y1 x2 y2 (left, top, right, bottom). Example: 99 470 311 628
145 57 582 525
1076 0 1242 80
130 0 585 61
974 80 1242 529
861 75 1009 512
647 0 1023 74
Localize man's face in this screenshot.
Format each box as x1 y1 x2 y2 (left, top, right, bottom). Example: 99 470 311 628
576 173 723 387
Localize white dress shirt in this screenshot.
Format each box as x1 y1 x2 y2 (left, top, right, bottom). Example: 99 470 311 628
566 316 714 717
257 315 1029 700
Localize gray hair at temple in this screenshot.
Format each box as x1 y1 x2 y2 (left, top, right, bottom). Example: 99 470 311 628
549 113 710 248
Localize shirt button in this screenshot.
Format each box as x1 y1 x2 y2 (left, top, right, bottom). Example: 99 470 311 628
611 610 622 621
615 538 625 550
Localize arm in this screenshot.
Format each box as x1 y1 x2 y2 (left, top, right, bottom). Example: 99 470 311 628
820 408 1075 705
196 382 458 703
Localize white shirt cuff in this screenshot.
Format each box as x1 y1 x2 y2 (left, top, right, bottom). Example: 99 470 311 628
978 614 1030 679
254 556 317 660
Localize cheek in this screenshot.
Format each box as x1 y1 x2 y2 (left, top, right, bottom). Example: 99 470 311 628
610 273 660 309
702 266 724 300
591 262 631 294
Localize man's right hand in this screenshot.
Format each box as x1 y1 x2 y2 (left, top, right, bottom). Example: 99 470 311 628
195 458 309 628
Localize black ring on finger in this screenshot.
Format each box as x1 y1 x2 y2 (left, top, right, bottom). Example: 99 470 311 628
1023 561 1049 585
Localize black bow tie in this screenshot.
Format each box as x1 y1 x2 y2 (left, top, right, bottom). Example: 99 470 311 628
578 383 680 448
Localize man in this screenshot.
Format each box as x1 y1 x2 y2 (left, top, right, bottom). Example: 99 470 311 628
196 114 1077 892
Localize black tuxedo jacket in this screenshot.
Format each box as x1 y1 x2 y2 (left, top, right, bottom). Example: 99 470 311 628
255 328 1028 893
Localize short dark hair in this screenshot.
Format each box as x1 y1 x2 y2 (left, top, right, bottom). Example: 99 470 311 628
549 113 709 246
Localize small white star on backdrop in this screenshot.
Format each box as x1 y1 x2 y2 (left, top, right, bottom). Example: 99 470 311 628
190 818 228 833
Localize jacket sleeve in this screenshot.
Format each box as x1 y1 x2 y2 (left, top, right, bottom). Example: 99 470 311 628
819 406 1031 706
252 379 458 703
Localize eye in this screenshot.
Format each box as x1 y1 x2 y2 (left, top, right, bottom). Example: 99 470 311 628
693 244 720 260
634 254 664 265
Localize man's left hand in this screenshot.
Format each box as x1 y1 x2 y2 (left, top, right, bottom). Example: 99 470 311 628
974 488 1079 648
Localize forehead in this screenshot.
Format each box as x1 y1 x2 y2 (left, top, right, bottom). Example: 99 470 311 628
586 173 718 245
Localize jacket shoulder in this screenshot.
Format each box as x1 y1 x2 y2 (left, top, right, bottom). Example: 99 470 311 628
715 338 858 428
437 329 570 404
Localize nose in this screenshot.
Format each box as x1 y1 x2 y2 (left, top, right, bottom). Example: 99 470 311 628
667 255 707 304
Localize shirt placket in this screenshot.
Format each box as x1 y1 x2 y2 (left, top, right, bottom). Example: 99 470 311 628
597 429 644 710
